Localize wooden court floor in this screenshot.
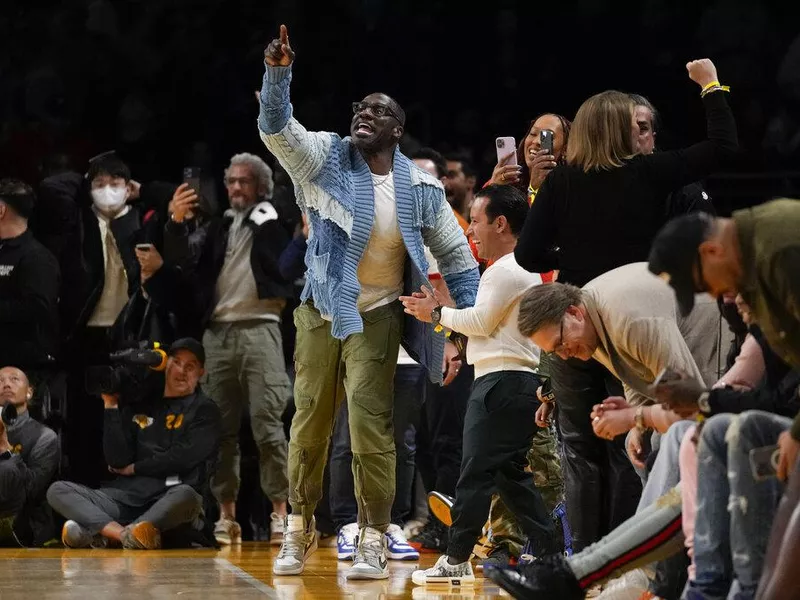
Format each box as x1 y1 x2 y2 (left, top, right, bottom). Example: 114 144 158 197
0 543 511 599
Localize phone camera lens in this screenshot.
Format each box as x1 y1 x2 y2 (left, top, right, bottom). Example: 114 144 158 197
496 139 504 148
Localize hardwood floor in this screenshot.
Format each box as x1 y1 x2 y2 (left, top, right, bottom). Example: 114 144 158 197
0 544 511 599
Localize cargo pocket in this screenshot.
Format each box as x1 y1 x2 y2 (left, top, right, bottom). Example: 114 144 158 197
293 304 329 367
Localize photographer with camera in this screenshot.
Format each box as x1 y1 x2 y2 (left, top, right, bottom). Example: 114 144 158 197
0 367 60 547
47 339 221 549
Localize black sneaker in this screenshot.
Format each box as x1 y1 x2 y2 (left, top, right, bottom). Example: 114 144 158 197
409 520 447 553
485 553 584 600
478 545 513 571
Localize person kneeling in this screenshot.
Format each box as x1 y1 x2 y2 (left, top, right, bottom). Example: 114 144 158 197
47 339 221 549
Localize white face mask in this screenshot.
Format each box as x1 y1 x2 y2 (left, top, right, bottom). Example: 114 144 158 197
91 185 128 215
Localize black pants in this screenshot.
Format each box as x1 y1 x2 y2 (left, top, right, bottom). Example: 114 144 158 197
447 371 555 562
550 356 642 552
416 364 472 499
328 364 426 530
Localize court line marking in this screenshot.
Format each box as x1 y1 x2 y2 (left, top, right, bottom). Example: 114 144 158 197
214 557 278 597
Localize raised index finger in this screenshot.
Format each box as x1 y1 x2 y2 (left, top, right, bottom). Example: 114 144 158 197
280 24 289 46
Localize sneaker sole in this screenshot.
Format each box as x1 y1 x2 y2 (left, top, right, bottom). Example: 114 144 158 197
387 550 420 561
345 567 390 580
411 573 476 586
428 492 454 527
273 537 318 575
127 522 161 550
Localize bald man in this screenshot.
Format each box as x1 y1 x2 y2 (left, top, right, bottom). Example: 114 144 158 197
0 366 60 546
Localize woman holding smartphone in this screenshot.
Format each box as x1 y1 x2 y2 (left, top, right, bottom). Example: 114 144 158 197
513 59 739 553
488 113 572 206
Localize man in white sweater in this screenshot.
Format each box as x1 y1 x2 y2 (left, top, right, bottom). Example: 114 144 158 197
400 184 555 586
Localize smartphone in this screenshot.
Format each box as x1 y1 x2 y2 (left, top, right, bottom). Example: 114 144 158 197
135 243 154 252
750 445 780 481
540 129 555 154
653 367 682 387
495 137 518 166
183 167 202 193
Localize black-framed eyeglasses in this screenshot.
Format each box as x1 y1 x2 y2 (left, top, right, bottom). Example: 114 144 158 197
352 101 402 123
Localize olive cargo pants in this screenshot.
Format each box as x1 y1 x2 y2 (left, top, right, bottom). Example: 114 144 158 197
290 301 402 531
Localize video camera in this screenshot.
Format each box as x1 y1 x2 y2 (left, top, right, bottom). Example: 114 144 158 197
85 341 168 396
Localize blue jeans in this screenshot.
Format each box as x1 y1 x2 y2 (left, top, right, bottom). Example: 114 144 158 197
686 411 790 600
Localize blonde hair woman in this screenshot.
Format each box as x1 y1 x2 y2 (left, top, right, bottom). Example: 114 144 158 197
512 59 738 554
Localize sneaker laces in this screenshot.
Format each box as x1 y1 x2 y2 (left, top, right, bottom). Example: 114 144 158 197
385 526 408 546
354 533 383 565
278 530 307 559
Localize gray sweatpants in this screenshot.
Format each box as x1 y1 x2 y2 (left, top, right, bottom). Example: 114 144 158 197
203 320 291 504
47 482 203 535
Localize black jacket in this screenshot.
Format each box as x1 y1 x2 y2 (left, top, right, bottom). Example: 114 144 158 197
0 230 60 367
155 201 293 329
516 91 738 287
103 390 221 506
7 411 60 546
36 173 171 344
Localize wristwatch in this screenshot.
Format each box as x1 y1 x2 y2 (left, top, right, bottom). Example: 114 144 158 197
697 392 711 415
634 406 647 433
431 305 442 327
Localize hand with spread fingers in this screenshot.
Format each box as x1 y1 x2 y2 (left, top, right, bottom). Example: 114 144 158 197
265 24 296 67
400 285 443 323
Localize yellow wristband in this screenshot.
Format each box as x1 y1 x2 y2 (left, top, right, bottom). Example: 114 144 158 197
702 80 720 92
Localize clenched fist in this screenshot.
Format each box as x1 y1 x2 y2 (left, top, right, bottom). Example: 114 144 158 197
686 59 719 89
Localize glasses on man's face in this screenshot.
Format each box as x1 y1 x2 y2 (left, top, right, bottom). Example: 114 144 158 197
352 101 401 123
552 315 569 358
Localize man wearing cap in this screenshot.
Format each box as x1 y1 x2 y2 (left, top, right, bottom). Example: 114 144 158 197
47 338 221 550
0 179 60 370
648 200 800 478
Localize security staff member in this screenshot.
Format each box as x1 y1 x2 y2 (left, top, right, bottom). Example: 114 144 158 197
47 338 221 550
0 179 60 369
0 366 61 546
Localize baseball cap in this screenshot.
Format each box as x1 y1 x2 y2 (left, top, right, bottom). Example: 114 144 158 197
168 338 205 365
648 211 715 316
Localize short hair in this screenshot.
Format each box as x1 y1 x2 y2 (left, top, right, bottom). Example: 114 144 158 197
87 154 131 183
226 153 274 199
445 151 477 180
517 282 584 338
386 96 406 127
567 90 636 172
475 184 529 235
0 179 36 219
628 93 660 134
411 147 448 179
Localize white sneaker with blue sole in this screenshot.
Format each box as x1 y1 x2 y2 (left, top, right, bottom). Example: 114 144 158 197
385 524 420 560
337 522 359 560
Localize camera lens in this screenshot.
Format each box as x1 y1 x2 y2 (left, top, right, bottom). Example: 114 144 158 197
497 139 504 148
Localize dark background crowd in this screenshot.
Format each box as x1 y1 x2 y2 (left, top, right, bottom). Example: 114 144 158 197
2 0 800 208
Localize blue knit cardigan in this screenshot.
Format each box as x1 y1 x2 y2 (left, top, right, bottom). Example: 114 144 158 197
258 65 479 383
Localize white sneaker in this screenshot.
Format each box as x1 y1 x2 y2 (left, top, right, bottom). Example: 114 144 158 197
411 555 475 586
273 515 317 576
385 524 420 560
345 526 389 580
270 513 286 546
337 522 359 560
214 518 242 545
